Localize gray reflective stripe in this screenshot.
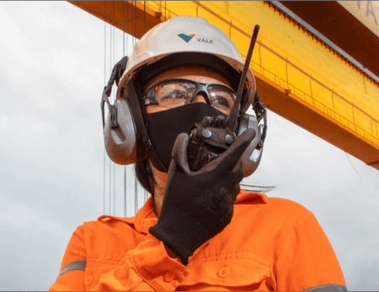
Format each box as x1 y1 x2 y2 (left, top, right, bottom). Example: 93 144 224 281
303 284 348 292
59 260 86 276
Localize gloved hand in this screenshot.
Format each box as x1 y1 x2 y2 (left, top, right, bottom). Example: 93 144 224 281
149 128 255 265
187 115 239 171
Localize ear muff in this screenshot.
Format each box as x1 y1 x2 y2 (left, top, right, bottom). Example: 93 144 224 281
104 97 145 165
104 78 166 169
237 113 262 177
101 56 148 166
236 90 267 177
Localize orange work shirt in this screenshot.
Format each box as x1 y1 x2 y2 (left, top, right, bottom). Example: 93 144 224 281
50 190 346 291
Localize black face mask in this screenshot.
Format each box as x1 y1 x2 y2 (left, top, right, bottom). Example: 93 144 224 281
146 103 226 171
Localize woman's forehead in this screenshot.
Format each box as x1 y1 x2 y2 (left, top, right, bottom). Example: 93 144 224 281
144 66 232 90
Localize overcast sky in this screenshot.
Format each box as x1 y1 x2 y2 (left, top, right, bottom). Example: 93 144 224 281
1 2 379 291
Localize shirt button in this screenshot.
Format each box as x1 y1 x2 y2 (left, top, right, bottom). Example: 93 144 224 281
163 271 175 283
217 267 230 278
85 275 93 286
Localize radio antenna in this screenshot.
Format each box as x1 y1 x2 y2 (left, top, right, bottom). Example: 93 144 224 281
225 24 260 132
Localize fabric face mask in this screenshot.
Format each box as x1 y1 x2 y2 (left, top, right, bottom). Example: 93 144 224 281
146 102 226 171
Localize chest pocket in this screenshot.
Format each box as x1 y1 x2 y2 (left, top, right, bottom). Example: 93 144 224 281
180 256 272 291
84 258 122 290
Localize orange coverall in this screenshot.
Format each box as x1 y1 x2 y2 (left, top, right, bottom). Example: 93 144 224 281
50 190 346 291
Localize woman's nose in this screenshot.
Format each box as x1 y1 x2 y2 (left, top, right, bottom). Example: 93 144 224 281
191 92 209 104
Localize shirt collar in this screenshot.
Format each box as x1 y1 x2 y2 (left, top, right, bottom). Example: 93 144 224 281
97 190 267 234
133 196 158 234
235 189 268 204
97 196 157 234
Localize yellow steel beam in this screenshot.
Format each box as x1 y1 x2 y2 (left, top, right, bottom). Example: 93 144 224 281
68 1 379 170
68 1 162 38
279 1 379 79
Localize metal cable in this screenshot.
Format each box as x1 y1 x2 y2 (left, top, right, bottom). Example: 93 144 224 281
123 1 125 57
143 1 148 204
135 173 138 214
135 1 137 45
113 27 116 216
132 1 138 215
108 13 113 216
124 166 127 217
131 1 134 47
103 151 106 215
131 1 133 42
123 1 127 218
345 152 362 180
144 1 146 34
103 4 107 215
113 157 115 215
144 190 148 202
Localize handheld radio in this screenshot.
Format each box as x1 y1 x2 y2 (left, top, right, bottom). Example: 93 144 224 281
187 25 261 171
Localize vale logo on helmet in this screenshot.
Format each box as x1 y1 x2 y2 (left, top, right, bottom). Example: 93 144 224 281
178 34 213 44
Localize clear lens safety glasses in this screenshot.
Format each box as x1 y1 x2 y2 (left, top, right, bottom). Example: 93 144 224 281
143 79 237 113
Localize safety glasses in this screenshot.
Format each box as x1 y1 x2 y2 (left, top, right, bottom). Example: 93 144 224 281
143 79 237 113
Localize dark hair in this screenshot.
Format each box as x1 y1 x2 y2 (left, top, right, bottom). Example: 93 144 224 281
135 159 155 196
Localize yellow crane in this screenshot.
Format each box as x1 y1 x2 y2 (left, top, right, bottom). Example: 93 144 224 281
69 1 379 171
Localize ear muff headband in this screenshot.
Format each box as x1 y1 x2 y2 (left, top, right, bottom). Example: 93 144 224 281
101 56 129 129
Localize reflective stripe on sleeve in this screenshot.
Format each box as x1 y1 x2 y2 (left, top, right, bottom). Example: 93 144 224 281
303 284 348 292
59 260 87 276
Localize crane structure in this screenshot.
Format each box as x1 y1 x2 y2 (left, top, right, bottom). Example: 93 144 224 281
69 1 379 171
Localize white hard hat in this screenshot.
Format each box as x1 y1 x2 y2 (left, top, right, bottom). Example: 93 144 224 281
117 16 256 112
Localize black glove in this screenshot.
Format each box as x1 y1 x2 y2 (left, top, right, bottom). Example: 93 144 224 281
149 128 255 265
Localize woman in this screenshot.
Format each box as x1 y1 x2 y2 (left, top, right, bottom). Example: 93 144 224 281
50 16 347 291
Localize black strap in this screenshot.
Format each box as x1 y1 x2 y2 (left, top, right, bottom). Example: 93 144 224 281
100 56 129 128
126 81 151 150
127 81 168 172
